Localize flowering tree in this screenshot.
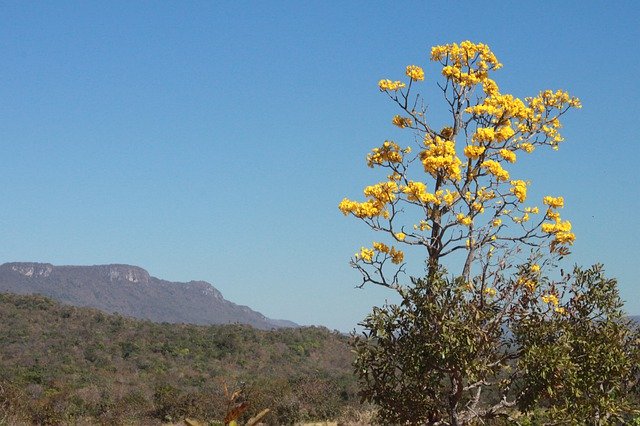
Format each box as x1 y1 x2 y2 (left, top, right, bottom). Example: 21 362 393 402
339 41 638 424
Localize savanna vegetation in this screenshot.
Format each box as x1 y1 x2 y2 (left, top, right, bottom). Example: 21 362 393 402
0 293 366 425
339 41 640 424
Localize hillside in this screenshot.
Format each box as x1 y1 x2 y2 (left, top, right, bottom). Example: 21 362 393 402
0 293 362 425
0 262 296 329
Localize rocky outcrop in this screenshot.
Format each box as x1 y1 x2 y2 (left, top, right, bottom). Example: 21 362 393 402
0 262 296 330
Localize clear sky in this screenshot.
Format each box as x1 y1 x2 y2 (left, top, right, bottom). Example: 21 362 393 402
1 1 638 331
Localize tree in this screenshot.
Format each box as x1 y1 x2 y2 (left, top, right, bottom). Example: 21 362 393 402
339 41 638 424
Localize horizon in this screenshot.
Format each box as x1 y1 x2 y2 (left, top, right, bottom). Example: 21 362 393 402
1 1 639 331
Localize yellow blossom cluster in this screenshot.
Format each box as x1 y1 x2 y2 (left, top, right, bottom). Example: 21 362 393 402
373 242 404 264
463 145 485 159
441 65 485 87
510 180 528 202
395 232 406 241
539 285 566 314
541 293 559 306
339 198 385 219
405 65 424 81
363 181 398 202
482 78 500 96
492 218 502 227
431 41 502 69
512 214 530 224
467 93 532 121
481 160 510 181
542 219 575 245
473 127 495 143
543 196 564 208
499 149 517 163
523 91 581 148
496 126 515 141
484 287 497 297
402 181 439 204
401 182 461 208
431 41 502 87
546 209 560 221
541 194 574 246
392 115 413 128
471 202 484 214
530 89 582 111
442 189 460 206
520 143 535 153
420 136 462 180
366 141 407 167
338 181 398 219
356 247 375 262
414 220 431 231
517 276 537 292
476 187 496 201
378 79 406 91
456 213 473 227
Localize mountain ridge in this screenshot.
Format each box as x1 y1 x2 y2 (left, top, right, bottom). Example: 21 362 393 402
0 262 297 330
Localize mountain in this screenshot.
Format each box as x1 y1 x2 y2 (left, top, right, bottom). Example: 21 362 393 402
0 262 297 330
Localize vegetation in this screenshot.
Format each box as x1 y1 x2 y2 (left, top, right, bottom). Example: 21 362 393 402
340 41 640 424
0 293 364 425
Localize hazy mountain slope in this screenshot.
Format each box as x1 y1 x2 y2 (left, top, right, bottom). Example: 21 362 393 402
0 262 296 329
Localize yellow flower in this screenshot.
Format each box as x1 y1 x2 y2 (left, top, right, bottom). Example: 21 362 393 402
373 242 389 253
492 218 502 227
496 126 515 141
499 149 517 163
541 293 559 306
520 143 535 153
442 190 459 206
463 145 486 159
510 180 527 202
456 213 473 227
546 209 561 221
378 79 406 91
367 140 404 167
530 264 540 273
420 135 462 181
543 196 564 208
392 115 413 128
403 181 439 204
481 160 510 181
524 206 539 214
357 248 374 262
405 65 424 81
414 220 431 231
473 127 495 143
395 232 406 241
471 202 484 213
484 287 497 297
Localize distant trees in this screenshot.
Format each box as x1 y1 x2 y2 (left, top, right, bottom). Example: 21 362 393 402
340 41 639 424
0 293 364 424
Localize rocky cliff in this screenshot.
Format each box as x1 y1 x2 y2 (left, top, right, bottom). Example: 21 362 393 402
0 262 296 330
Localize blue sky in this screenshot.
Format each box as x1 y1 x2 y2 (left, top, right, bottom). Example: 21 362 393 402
1 1 638 331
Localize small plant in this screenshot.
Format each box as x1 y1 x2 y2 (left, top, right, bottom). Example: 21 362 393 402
184 382 271 426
